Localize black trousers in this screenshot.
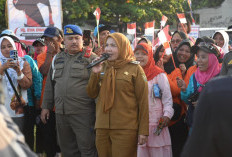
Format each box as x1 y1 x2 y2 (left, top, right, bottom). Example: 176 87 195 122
169 116 189 157
36 111 60 157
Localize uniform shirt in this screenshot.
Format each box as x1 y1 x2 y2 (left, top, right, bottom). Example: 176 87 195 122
87 62 149 135
220 51 232 75
42 50 96 114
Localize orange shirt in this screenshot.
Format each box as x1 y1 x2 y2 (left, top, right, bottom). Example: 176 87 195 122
167 65 197 125
37 52 53 107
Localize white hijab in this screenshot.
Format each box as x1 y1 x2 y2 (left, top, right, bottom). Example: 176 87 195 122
213 30 229 54
0 36 24 97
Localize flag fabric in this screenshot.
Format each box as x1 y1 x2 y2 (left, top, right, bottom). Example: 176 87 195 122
93 7 101 21
152 37 160 47
163 42 172 55
160 15 168 27
187 0 192 7
144 21 155 35
127 23 136 35
158 25 171 44
177 13 187 24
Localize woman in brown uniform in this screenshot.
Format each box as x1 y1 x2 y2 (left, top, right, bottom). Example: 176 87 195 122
87 32 149 157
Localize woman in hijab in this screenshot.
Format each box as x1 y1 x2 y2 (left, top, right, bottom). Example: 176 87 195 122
87 33 149 157
134 43 173 157
213 30 229 54
181 76 232 157
0 36 32 131
154 45 174 74
177 42 221 128
167 39 196 157
170 31 188 53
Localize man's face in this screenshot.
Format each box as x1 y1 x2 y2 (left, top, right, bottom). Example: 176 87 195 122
64 35 83 54
44 36 61 52
34 42 46 54
99 30 110 46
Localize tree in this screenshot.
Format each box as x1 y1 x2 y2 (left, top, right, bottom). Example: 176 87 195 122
0 0 7 31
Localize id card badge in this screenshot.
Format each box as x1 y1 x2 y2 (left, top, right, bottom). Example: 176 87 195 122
153 84 161 98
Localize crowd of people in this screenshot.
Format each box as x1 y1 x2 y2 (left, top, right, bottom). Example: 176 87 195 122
0 21 232 157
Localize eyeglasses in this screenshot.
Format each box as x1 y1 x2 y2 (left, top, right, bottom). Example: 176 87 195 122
171 39 181 44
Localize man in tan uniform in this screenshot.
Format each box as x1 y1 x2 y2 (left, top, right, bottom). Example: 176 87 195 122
41 25 97 157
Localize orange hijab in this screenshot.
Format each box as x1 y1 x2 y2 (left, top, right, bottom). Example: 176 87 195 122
134 43 164 81
101 33 135 112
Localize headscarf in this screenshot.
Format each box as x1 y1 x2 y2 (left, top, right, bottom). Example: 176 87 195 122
154 44 175 74
0 36 24 97
195 53 221 92
213 30 229 54
134 43 164 81
173 39 195 70
100 33 135 112
171 31 188 53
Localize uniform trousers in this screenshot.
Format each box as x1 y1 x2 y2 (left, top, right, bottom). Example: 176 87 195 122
56 113 97 157
96 129 138 157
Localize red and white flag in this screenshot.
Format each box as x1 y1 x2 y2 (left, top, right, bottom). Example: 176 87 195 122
163 42 172 55
158 25 171 44
177 13 187 24
93 7 101 21
127 23 136 35
144 21 155 35
160 15 168 27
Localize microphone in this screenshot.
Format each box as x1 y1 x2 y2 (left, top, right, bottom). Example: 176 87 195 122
87 53 110 69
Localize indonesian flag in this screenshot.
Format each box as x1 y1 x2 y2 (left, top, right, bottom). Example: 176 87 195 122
158 25 171 44
152 37 160 47
163 42 172 55
177 13 187 24
160 15 168 27
127 23 136 35
144 21 155 35
93 7 101 21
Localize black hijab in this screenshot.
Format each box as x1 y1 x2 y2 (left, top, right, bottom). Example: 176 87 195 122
173 39 195 70
154 45 175 74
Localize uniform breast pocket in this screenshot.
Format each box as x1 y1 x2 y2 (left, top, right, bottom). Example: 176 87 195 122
116 74 133 90
54 63 64 79
70 63 89 79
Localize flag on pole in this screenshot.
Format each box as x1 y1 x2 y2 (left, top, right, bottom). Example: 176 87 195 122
144 21 155 35
160 15 168 28
127 23 136 35
177 13 187 24
93 7 101 47
187 0 196 25
93 7 101 21
158 25 171 44
163 42 172 55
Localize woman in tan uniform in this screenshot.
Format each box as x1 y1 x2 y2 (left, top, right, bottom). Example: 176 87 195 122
87 32 149 157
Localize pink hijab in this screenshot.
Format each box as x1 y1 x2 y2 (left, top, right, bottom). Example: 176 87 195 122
195 53 221 92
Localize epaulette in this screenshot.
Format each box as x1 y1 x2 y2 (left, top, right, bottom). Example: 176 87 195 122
130 61 140 64
84 47 92 58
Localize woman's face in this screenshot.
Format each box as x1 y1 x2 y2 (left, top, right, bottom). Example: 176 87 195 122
105 37 119 61
213 33 224 48
197 50 208 72
171 33 182 52
134 50 148 67
1 39 14 58
177 45 191 63
178 23 188 33
158 47 171 64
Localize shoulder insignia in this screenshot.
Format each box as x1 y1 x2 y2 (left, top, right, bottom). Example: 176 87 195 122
228 59 232 65
130 61 140 64
84 47 92 58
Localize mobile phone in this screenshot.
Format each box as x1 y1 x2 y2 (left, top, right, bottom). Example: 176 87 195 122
10 50 18 63
83 30 91 46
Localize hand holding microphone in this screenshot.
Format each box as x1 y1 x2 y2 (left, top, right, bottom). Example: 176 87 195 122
87 53 109 73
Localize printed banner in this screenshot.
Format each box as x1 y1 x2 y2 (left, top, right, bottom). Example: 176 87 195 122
7 0 62 41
